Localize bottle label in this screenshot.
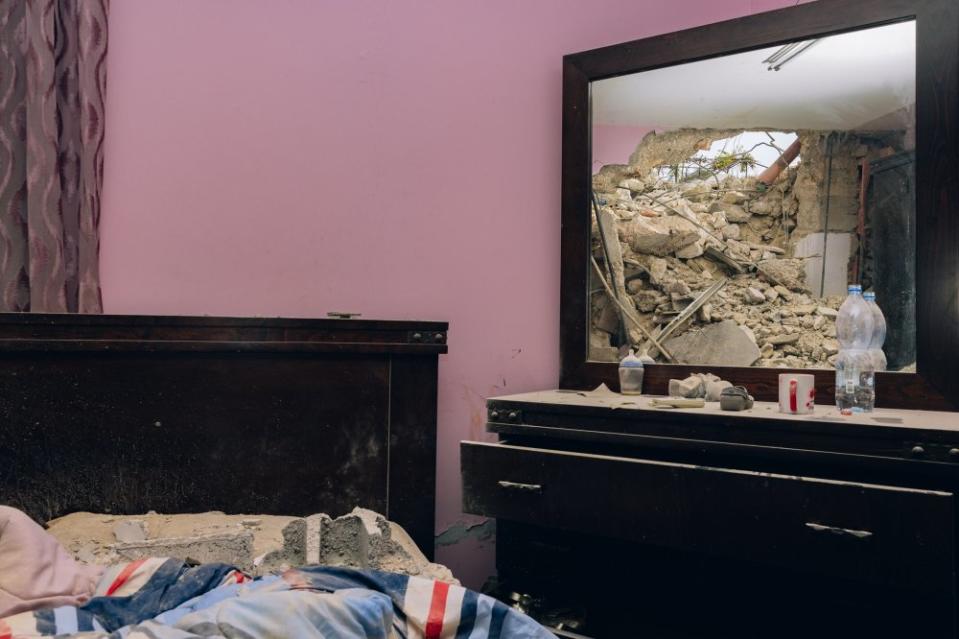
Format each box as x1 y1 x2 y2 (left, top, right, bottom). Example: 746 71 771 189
844 367 858 394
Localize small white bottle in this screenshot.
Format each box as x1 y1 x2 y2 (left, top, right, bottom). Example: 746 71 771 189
619 349 645 395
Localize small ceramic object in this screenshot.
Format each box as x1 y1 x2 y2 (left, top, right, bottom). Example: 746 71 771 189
779 373 816 414
720 386 754 411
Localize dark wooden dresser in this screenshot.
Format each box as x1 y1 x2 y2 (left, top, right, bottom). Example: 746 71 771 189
0 313 447 558
462 390 959 637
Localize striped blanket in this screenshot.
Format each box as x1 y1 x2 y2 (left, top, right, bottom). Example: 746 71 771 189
0 558 551 638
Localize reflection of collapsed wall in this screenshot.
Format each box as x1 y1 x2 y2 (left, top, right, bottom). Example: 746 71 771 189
590 127 899 369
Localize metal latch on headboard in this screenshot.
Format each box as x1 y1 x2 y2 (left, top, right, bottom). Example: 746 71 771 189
409 330 446 344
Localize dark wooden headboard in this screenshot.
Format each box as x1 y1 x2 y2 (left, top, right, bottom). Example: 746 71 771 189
0 313 447 559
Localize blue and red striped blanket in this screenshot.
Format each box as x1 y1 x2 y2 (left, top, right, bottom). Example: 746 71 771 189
0 557 551 638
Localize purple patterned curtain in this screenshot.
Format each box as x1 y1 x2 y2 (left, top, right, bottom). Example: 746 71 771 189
0 0 108 313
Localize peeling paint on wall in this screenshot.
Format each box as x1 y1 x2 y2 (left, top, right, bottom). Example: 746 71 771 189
435 519 496 548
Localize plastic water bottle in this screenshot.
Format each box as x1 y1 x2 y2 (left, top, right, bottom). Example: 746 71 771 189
836 284 874 350
618 349 645 395
835 284 874 413
863 291 887 372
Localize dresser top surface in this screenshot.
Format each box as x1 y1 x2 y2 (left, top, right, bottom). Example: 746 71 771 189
488 389 959 434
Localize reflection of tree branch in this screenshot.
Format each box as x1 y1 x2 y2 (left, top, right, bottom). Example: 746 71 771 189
652 134 795 183
663 149 763 181
744 140 785 162
764 132 786 155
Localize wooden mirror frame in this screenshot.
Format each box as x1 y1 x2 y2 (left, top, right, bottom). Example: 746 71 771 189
559 0 959 410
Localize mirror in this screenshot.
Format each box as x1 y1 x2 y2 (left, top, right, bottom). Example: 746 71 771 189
587 20 916 372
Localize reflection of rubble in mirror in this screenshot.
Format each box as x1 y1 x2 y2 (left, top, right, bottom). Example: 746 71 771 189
590 128 911 370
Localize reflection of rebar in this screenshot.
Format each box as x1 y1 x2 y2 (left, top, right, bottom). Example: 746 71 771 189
853 157 871 283
590 191 616 287
589 257 673 360
591 190 625 346
820 134 835 297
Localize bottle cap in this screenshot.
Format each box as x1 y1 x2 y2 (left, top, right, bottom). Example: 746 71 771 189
619 349 644 368
847 284 862 293
863 291 875 300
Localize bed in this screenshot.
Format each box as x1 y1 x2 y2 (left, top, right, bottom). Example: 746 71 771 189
0 313 554 637
0 312 446 559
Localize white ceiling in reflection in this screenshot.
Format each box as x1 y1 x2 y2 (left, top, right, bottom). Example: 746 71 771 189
592 20 915 131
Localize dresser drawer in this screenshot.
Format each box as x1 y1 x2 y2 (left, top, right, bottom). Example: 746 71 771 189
462 441 956 593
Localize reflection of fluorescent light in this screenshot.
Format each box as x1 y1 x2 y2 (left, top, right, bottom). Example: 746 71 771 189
763 39 820 71
762 42 801 66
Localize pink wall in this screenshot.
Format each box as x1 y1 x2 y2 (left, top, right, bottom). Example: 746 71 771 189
592 124 654 171
100 0 803 588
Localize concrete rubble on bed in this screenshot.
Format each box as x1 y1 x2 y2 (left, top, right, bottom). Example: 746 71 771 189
47 507 458 584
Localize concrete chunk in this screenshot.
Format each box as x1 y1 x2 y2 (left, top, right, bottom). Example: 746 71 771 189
49 509 458 584
113 531 255 572
258 508 458 584
663 320 761 367
113 520 148 543
765 333 801 346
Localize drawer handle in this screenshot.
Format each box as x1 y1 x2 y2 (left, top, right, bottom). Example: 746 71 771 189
497 480 543 494
805 522 873 540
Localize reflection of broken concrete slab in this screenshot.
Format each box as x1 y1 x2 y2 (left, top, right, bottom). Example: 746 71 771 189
623 215 701 256
47 508 457 584
663 319 761 367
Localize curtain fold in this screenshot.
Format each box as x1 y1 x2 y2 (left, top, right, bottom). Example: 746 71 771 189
0 0 108 313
